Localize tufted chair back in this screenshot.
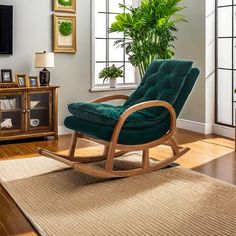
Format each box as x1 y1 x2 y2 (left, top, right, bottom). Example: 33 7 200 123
124 60 197 119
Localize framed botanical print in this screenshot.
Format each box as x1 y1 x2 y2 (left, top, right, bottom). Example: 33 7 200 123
53 14 77 53
53 0 76 13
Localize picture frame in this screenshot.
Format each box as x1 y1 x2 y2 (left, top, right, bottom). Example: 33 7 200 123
28 76 39 87
53 14 77 53
53 0 76 13
15 74 27 87
1 69 13 83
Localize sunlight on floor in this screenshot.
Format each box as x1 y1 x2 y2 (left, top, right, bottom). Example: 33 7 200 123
151 138 234 169
58 136 235 171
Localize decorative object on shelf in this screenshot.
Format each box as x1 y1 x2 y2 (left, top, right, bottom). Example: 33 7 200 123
1 69 12 83
53 14 76 53
35 52 54 86
30 100 40 109
99 64 124 88
53 0 76 12
0 98 16 110
30 119 40 127
1 118 13 129
28 76 39 87
15 74 27 87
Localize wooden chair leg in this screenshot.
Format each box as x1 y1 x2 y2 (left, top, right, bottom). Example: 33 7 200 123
105 144 116 172
103 145 109 156
68 132 78 157
168 138 179 155
142 149 150 169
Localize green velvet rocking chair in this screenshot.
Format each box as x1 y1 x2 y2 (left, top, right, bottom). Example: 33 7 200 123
39 59 200 178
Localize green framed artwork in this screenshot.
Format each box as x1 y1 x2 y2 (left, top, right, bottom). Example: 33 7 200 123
53 0 76 13
53 14 77 53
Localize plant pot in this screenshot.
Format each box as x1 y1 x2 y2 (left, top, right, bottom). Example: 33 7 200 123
109 79 117 88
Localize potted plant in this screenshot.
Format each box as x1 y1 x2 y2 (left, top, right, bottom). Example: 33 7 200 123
98 64 123 88
109 0 185 78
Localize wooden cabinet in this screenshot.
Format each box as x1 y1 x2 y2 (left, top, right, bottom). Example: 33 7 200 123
0 86 59 141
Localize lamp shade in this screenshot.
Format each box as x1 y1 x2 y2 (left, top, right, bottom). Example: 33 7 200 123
35 52 54 68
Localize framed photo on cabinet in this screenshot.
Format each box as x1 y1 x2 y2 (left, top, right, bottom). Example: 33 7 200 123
28 76 39 87
1 69 13 83
53 14 77 53
53 0 76 13
15 74 27 87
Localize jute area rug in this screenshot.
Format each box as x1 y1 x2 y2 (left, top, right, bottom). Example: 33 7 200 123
0 154 236 236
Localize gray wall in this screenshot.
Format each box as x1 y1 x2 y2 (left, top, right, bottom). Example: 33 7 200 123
174 0 206 123
0 0 206 127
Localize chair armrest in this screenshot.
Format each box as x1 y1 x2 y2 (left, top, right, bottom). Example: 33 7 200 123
110 100 177 144
92 95 129 103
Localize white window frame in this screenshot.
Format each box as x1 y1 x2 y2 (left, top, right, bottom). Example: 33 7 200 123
90 0 139 91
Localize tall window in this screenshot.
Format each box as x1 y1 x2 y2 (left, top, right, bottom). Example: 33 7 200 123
91 0 137 89
216 0 236 127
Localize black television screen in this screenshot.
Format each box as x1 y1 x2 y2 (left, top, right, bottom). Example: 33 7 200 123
0 5 13 54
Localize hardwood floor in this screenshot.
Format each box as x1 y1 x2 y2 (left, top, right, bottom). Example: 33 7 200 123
0 128 235 235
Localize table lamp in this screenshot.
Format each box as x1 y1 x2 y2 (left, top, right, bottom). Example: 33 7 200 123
35 51 54 86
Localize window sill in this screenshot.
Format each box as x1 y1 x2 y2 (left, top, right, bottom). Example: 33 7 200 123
90 85 138 93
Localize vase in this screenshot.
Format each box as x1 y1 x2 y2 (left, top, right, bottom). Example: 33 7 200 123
109 79 117 88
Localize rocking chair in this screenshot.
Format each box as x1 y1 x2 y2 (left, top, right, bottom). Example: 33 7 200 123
39 59 200 178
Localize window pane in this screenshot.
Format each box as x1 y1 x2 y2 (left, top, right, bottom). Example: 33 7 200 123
95 39 106 62
125 63 136 83
125 0 134 7
217 0 232 6
234 13 236 37
109 39 124 61
217 69 232 125
95 13 106 38
218 38 232 69
94 0 106 12
234 71 236 108
217 7 232 37
95 63 107 85
109 0 123 13
234 39 236 69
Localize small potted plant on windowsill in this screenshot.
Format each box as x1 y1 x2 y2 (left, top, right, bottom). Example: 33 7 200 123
98 64 123 88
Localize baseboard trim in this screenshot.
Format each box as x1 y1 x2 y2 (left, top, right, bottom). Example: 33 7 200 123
176 119 212 134
212 124 234 139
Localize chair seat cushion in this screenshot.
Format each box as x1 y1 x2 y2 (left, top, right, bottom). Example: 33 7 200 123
64 116 171 145
68 102 165 129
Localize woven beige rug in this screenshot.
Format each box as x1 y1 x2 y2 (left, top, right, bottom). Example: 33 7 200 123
1 155 236 236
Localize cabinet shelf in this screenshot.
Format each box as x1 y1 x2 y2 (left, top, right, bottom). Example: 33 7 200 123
1 128 21 132
0 109 21 113
30 107 48 110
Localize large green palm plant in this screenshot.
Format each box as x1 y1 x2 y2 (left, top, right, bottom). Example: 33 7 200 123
109 0 185 78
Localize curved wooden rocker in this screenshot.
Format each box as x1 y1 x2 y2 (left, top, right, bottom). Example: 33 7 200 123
39 60 199 178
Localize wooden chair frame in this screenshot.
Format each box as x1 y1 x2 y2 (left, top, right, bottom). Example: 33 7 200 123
39 94 189 178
